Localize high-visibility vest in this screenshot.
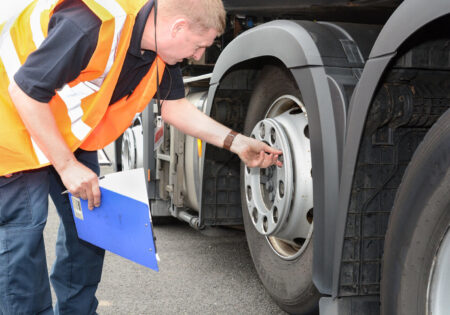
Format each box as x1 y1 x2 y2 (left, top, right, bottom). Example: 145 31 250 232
0 0 165 176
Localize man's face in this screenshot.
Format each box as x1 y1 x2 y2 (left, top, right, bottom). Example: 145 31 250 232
157 22 218 65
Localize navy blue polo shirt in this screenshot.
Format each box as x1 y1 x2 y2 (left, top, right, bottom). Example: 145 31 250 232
14 0 185 105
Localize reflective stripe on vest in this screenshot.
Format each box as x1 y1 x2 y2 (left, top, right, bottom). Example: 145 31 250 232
0 0 165 176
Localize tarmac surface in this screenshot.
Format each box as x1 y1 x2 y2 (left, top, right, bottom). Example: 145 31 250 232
44 167 287 315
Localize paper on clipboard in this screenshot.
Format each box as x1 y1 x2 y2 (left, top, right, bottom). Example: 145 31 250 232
100 168 149 206
69 168 160 270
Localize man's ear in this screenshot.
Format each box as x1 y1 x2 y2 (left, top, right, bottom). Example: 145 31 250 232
170 18 188 38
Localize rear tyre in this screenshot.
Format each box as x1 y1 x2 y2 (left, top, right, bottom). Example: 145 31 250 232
241 65 320 314
114 135 123 171
381 108 450 315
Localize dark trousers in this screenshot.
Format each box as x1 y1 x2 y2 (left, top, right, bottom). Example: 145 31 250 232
0 149 105 315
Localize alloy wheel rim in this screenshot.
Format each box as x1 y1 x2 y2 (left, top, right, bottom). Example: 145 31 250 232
244 95 314 260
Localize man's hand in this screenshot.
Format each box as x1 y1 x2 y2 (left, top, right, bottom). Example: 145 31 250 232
58 159 101 210
230 134 283 168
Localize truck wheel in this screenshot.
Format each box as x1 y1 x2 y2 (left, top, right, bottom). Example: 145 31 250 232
120 117 144 171
241 65 319 314
381 108 450 315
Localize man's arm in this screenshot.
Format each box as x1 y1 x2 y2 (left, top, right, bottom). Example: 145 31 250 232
8 81 101 210
161 98 282 168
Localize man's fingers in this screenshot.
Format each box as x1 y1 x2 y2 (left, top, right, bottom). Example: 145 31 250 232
272 154 283 167
271 154 279 168
260 152 274 168
92 178 101 208
264 144 283 155
262 152 282 168
71 191 80 198
86 176 103 210
246 151 283 169
86 183 94 210
251 151 265 168
93 190 101 208
79 188 88 201
272 154 278 164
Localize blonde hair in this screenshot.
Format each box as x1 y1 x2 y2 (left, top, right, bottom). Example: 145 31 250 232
158 0 226 35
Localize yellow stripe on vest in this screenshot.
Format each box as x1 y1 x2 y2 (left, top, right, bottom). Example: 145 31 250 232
0 12 49 165
11 1 38 65
30 0 54 47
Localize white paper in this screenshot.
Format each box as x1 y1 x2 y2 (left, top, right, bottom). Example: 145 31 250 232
99 168 149 206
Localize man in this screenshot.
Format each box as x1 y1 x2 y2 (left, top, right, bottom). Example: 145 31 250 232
0 0 282 314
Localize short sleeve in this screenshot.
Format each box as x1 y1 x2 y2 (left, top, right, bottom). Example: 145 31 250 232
159 64 185 101
13 0 101 103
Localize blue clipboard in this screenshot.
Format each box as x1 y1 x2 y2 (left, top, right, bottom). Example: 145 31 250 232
68 187 158 271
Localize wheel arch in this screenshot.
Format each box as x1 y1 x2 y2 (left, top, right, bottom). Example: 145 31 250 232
210 20 322 81
333 0 450 297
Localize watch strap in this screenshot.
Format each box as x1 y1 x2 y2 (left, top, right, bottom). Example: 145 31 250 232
223 130 239 151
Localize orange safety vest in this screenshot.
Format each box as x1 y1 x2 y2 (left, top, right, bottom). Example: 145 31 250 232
0 0 165 176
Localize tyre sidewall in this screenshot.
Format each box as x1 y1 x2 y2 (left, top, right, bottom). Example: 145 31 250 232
381 109 450 315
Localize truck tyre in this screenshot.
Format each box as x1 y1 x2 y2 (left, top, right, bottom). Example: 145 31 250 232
381 108 450 315
114 135 123 171
241 65 320 314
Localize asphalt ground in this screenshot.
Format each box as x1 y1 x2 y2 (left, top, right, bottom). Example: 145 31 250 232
43 166 287 315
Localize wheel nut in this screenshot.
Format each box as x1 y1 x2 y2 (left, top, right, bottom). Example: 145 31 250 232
259 123 265 138
273 207 278 223
270 128 276 144
252 208 258 223
279 181 285 198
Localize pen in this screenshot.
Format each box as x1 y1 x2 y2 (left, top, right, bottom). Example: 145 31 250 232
61 175 105 195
